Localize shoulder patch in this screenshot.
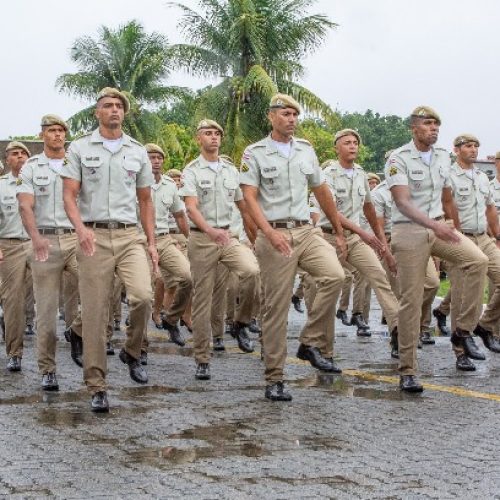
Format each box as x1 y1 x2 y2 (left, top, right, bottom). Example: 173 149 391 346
16 178 23 186
389 165 398 176
240 162 249 173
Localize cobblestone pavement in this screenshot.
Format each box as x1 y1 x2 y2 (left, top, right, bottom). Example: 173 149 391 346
1 296 500 499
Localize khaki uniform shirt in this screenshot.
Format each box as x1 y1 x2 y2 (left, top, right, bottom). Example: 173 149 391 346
152 175 184 235
17 153 72 229
490 178 500 221
179 155 242 228
0 173 29 239
371 180 392 234
449 163 493 234
61 129 153 224
385 140 451 224
317 161 371 228
240 136 323 221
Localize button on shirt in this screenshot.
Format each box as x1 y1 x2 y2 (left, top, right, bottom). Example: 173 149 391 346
179 155 242 228
17 153 73 229
371 181 392 234
449 163 493 234
152 175 184 235
60 129 153 224
384 140 451 223
317 161 371 228
0 173 29 239
239 136 323 221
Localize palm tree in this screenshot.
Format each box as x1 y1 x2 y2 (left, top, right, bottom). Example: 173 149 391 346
56 20 189 141
169 0 337 159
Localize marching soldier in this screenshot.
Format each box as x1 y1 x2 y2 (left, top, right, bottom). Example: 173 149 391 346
61 87 157 412
447 134 500 370
385 106 488 392
17 114 81 390
241 94 347 402
180 119 259 381
0 141 31 371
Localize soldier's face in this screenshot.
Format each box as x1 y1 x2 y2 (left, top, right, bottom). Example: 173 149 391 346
95 97 125 129
197 129 222 152
335 135 359 162
41 125 66 150
454 142 478 165
148 152 164 175
5 149 28 171
368 179 379 190
268 108 298 137
412 118 439 146
171 176 181 188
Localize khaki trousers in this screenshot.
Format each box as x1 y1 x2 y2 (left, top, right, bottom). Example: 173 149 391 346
107 274 123 342
352 271 371 320
210 263 232 340
189 232 259 364
391 223 488 375
77 227 152 393
338 267 353 311
25 269 35 327
31 233 80 374
0 239 31 358
438 288 451 316
324 232 399 333
62 270 79 329
255 226 344 382
450 234 500 355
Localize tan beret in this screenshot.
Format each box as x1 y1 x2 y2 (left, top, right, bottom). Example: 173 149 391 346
41 114 68 131
453 134 480 147
367 172 381 183
334 128 362 145
144 143 165 157
269 93 301 114
5 141 30 157
196 119 224 135
97 87 130 114
411 105 441 125
167 168 182 178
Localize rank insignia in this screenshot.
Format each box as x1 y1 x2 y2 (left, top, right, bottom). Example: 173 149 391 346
16 178 22 186
389 166 398 176
241 162 249 173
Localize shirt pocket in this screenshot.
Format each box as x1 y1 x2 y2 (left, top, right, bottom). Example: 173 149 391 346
0 193 16 212
197 178 214 202
455 183 471 207
122 158 142 186
33 174 51 197
82 158 103 182
223 179 238 202
408 169 425 182
260 166 279 191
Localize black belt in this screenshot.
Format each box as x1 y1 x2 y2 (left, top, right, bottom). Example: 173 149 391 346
393 216 444 225
269 220 309 229
0 238 29 242
462 232 485 237
84 222 137 229
191 225 229 232
38 228 74 235
155 231 170 237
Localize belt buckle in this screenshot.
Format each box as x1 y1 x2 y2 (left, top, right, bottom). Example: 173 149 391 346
286 220 294 229
55 228 64 235
109 222 119 229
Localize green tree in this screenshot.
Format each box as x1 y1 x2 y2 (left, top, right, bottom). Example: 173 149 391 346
169 0 337 161
340 110 411 172
56 20 189 141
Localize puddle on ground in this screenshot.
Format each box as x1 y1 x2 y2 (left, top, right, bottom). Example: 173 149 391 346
0 391 85 406
291 374 417 401
118 385 179 398
147 345 193 357
125 420 348 467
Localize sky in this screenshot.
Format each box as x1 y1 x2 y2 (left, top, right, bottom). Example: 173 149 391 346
1 0 499 156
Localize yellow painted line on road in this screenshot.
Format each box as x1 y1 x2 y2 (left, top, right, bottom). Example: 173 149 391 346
145 331 500 403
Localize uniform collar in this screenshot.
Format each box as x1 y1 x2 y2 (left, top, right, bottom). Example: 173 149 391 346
90 128 132 148
264 135 302 157
330 160 362 176
7 172 17 184
196 154 227 170
452 162 478 176
408 140 443 161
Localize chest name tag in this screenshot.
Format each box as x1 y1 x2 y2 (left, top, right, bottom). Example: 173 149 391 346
85 157 100 162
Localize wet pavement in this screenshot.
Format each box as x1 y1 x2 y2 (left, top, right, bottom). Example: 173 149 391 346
1 297 500 499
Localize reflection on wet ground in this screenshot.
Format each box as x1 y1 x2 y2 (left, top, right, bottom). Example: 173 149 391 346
0 391 85 406
147 345 193 357
291 373 423 401
125 420 348 467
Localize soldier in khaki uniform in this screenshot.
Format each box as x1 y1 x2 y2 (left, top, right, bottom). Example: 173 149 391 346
0 141 31 371
385 106 488 392
241 94 347 402
146 143 191 354
447 134 500 370
61 87 157 412
180 119 259 381
372 174 440 356
17 114 82 391
313 130 400 344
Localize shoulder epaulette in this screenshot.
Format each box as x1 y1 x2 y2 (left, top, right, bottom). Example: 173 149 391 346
26 156 39 164
161 174 175 184
130 137 143 147
183 158 199 170
296 137 312 146
321 159 337 170
246 139 266 150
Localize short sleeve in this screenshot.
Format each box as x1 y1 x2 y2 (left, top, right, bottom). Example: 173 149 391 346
371 188 385 218
60 142 82 182
170 189 184 213
239 148 260 187
16 163 35 195
384 154 408 188
178 168 198 197
364 176 372 203
307 150 323 189
136 149 154 188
